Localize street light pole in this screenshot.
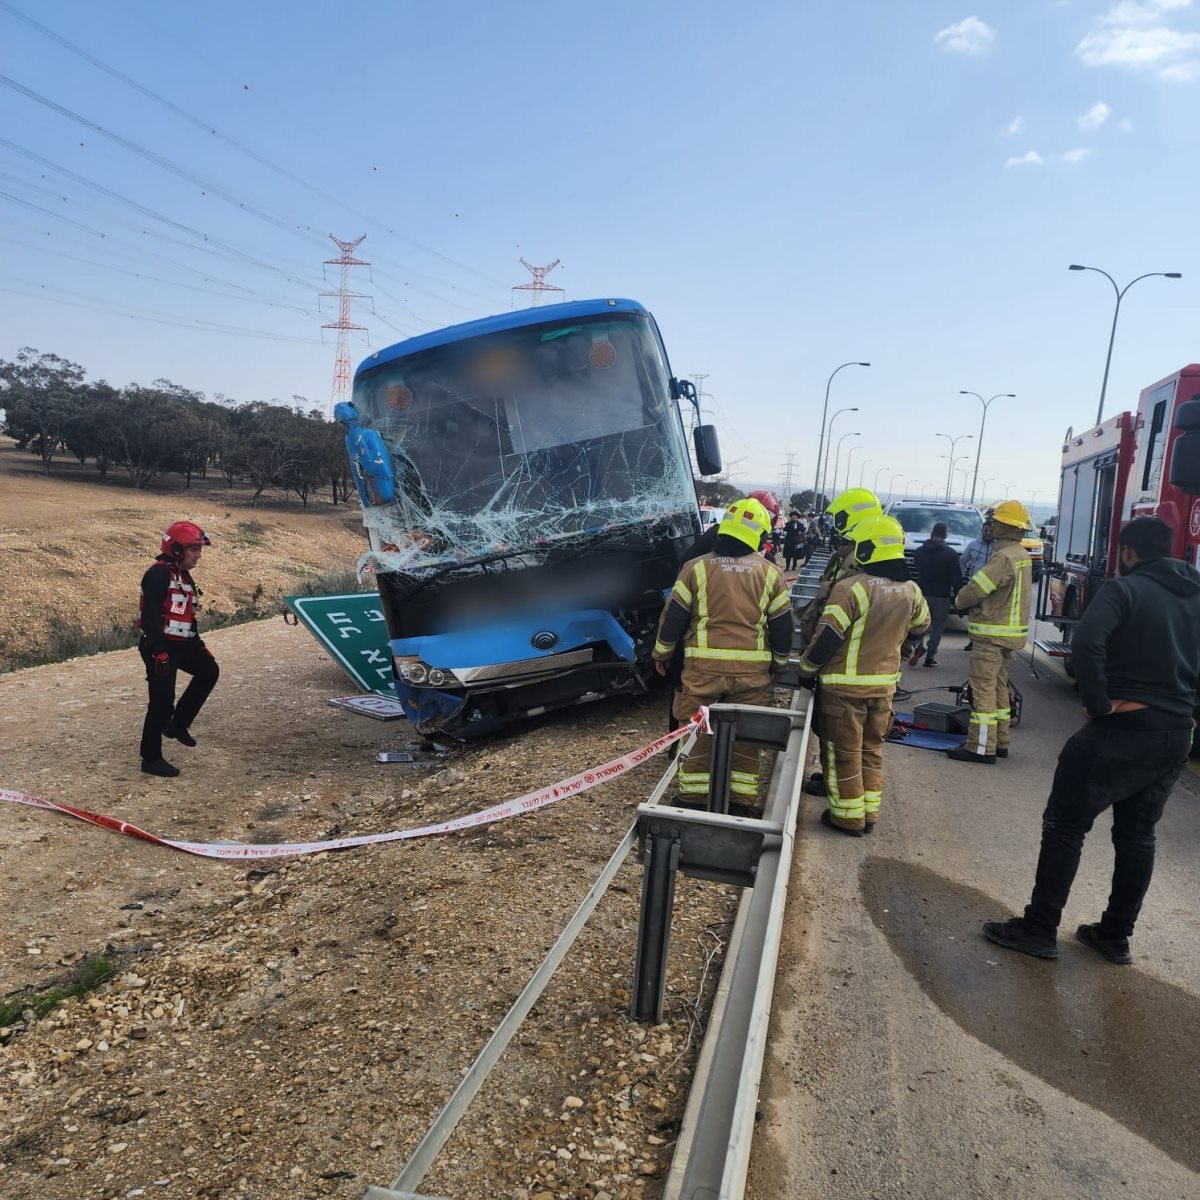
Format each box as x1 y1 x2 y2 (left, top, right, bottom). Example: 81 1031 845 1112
935 432 973 500
889 472 905 501
844 444 864 494
1001 482 1014 499
858 458 873 488
1069 265 1182 426
812 362 870 502
819 406 859 505
960 391 1015 505
831 432 859 502
920 482 935 500
874 465 888 493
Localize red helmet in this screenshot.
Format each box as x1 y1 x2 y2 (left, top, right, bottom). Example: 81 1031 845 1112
747 490 781 521
161 520 212 559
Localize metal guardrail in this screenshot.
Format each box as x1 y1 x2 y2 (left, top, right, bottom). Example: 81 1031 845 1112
789 550 831 607
658 689 813 1199
366 685 813 1200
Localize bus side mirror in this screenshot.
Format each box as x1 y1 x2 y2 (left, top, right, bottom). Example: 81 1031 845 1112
1168 396 1200 495
694 425 722 477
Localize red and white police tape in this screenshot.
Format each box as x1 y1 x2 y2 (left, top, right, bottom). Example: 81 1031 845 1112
0 713 706 861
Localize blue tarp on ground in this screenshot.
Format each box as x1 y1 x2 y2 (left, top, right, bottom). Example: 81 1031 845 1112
888 713 966 752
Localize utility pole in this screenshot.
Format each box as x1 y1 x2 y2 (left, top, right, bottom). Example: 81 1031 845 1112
513 258 564 307
321 234 371 418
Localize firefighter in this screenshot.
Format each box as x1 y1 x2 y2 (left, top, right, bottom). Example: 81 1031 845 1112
137 521 219 777
653 498 793 810
798 487 883 796
796 514 931 835
948 499 1032 764
797 488 883 646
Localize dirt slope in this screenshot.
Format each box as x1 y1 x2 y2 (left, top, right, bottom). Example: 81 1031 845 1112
0 438 367 671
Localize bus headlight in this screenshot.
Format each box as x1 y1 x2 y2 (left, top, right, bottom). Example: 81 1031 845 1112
427 668 448 686
404 662 429 684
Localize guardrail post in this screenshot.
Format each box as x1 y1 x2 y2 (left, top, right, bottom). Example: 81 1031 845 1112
631 826 681 1023
706 709 738 815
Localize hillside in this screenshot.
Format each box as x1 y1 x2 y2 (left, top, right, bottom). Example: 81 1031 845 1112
0 438 369 672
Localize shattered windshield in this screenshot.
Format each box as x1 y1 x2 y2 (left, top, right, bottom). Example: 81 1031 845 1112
351 312 696 576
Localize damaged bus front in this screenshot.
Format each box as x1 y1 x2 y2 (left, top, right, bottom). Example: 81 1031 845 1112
336 298 721 737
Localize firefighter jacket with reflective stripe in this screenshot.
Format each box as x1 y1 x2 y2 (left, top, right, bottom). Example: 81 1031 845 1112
798 573 930 697
138 558 200 653
654 551 793 676
798 542 854 644
954 533 1031 648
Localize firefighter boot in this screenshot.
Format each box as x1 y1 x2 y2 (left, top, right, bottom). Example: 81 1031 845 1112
820 809 864 838
946 747 996 765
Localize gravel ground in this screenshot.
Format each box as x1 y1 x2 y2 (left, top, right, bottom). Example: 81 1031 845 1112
0 618 741 1199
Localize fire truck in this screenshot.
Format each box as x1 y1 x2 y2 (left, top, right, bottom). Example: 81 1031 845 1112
1042 364 1200 656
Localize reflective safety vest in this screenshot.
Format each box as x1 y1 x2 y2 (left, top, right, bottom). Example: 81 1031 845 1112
654 552 792 675
802 573 930 696
139 561 199 642
954 537 1031 649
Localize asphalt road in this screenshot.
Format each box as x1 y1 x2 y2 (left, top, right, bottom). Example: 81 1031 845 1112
747 621 1200 1200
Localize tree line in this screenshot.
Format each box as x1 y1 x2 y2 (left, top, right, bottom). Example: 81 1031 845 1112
0 347 353 507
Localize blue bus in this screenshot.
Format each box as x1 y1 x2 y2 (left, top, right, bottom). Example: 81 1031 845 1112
337 298 721 737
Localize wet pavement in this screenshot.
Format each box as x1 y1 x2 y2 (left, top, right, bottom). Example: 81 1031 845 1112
862 855 1200 1176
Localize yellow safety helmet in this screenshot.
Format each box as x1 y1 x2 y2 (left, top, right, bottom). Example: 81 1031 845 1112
849 514 907 566
827 487 883 535
718 497 772 550
990 499 1032 531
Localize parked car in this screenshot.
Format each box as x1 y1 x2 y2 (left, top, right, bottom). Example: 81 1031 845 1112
884 500 983 577
885 499 1042 581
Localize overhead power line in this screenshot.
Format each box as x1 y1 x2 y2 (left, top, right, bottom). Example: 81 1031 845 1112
0 0 510 296
0 277 326 343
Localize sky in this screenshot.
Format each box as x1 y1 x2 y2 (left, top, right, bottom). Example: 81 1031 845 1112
3 0 1200 514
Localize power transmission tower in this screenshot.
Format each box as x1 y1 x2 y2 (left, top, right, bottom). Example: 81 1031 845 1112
512 258 564 307
321 234 371 417
779 453 797 502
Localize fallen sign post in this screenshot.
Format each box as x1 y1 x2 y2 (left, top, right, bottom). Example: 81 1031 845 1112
286 592 393 696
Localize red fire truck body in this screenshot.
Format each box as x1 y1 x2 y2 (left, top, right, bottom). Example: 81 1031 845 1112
1046 364 1200 631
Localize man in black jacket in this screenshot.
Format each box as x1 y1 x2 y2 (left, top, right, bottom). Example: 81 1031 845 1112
983 518 1200 964
907 523 962 668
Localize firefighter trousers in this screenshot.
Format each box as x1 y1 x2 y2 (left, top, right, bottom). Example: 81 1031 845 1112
966 639 1013 757
816 689 893 830
674 668 773 805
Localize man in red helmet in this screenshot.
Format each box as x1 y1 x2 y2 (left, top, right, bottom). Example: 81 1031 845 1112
136 521 219 777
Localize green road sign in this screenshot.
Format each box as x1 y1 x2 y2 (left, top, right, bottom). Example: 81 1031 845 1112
285 592 393 696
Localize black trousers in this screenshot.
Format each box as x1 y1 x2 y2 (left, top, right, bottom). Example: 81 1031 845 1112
1024 718 1189 939
139 638 220 761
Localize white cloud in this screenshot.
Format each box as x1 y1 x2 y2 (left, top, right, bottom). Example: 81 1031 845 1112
1005 115 1025 134
1159 57 1200 76
1005 150 1045 167
1078 100 1112 127
935 16 996 55
1077 0 1200 80
1118 115 1136 128
1063 147 1093 162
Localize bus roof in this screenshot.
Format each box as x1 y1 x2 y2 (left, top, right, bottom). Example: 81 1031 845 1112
354 298 650 378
